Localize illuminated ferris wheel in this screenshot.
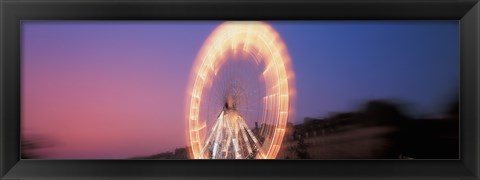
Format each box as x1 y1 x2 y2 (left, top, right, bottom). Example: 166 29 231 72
187 22 295 159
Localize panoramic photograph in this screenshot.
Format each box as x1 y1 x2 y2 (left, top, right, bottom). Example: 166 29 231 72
21 21 459 160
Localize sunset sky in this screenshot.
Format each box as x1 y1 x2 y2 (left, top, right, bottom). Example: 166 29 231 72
21 21 458 159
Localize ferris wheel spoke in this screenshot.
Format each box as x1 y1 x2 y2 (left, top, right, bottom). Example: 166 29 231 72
223 136 232 158
226 114 242 159
238 115 265 157
212 112 228 159
239 121 253 155
200 111 224 157
236 108 256 112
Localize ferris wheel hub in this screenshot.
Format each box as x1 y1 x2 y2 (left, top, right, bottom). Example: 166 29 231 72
226 95 236 110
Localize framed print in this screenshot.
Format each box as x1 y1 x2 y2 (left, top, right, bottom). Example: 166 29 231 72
1 0 479 179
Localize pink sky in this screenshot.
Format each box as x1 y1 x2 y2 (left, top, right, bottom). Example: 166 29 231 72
21 22 218 159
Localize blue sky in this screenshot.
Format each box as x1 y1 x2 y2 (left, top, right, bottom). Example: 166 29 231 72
271 21 458 120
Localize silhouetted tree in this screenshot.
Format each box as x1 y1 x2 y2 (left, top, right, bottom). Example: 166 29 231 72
364 100 410 123
445 98 459 117
21 135 56 159
21 138 41 159
363 100 410 158
296 136 310 159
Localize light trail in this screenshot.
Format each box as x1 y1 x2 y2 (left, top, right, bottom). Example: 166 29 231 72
186 21 295 159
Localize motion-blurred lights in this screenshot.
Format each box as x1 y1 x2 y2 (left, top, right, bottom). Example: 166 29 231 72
187 21 296 159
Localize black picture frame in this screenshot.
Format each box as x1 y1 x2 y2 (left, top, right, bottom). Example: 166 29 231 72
1 0 479 179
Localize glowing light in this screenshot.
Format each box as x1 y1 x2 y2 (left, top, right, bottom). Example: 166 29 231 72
186 21 295 159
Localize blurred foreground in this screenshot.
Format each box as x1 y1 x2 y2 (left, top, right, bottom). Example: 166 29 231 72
130 98 458 160
278 99 459 159
23 98 458 160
